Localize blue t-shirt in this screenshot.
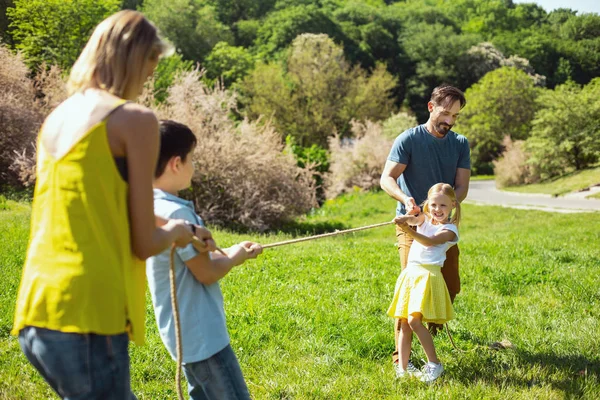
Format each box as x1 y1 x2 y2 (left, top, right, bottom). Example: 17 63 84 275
146 189 229 363
388 124 470 215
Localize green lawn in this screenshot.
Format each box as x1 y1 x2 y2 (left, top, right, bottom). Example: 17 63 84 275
503 167 600 197
1 192 599 399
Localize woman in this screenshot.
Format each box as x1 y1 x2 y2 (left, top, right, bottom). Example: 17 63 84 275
12 10 210 399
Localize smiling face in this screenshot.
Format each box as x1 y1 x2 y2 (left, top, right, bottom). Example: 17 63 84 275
427 192 456 224
427 99 461 137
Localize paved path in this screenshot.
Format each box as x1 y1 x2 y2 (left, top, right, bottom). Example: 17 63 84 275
465 180 600 213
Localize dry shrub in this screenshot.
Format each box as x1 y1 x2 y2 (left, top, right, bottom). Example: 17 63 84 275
0 45 66 187
0 45 42 186
153 69 317 231
325 120 393 199
493 136 539 188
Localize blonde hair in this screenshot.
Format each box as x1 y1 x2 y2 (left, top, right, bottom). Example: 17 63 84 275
67 10 172 100
422 183 461 226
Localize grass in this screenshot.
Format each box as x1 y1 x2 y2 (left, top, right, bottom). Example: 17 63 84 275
503 166 600 197
470 175 495 181
1 192 599 399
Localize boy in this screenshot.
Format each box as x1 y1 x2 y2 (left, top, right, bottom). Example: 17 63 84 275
147 120 262 399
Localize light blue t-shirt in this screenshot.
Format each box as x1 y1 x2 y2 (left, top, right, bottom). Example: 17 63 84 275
146 189 229 363
388 124 470 216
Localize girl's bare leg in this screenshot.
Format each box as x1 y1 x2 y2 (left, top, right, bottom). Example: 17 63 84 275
407 313 439 364
398 319 412 370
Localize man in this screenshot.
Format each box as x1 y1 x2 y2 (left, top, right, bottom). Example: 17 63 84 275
380 85 471 367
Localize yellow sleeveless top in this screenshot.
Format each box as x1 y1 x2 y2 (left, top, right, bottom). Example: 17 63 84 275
12 98 146 345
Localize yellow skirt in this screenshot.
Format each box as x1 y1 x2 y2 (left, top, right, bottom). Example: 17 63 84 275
387 263 454 324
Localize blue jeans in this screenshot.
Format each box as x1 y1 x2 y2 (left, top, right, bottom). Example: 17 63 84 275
183 345 250 400
18 326 136 400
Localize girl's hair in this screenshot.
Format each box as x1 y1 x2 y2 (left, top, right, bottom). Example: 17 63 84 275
422 183 461 226
67 10 172 100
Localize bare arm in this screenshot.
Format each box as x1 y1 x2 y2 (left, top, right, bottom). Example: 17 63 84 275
155 215 217 253
380 160 420 214
455 168 471 203
393 213 425 227
110 104 192 259
403 227 456 247
184 242 262 285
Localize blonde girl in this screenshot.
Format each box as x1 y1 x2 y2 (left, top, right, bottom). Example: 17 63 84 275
12 10 213 399
387 183 461 383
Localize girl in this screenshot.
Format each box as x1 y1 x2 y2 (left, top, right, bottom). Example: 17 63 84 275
12 10 214 399
387 183 461 383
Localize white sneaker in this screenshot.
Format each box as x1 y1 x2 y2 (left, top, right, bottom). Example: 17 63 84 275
394 360 422 379
420 362 444 383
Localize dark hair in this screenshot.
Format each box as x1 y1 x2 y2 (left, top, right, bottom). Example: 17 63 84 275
155 120 198 178
430 85 466 109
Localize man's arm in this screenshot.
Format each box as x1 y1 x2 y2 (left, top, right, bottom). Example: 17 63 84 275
380 160 420 214
454 168 471 203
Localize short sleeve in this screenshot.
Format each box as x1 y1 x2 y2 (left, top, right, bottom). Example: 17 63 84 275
387 129 413 165
439 224 459 245
457 136 471 170
167 208 201 262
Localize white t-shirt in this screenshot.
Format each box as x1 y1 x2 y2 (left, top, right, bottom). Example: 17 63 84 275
406 217 459 267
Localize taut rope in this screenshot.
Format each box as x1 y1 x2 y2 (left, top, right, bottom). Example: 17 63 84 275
169 220 395 398
262 220 395 249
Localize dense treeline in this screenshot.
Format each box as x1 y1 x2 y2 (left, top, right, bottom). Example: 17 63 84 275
1 0 599 227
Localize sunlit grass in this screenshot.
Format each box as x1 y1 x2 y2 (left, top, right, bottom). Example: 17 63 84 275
1 192 599 399
503 167 600 197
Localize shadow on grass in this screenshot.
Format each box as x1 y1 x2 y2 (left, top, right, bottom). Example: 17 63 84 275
271 220 348 237
446 331 599 398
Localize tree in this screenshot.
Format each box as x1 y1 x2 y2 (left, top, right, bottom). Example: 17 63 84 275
253 5 347 59
400 23 482 121
242 33 396 148
203 42 254 87
142 0 233 62
0 0 14 45
526 79 600 179
453 67 540 175
7 0 121 69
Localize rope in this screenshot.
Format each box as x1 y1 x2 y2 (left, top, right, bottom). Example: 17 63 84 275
168 244 184 400
169 236 227 400
168 221 394 398
262 220 395 249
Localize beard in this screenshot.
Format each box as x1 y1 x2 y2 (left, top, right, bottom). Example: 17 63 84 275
436 122 452 135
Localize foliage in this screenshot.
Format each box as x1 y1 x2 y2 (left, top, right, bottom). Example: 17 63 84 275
399 22 482 122
454 67 540 175
325 119 392 199
203 42 254 87
145 68 317 231
0 0 14 45
381 111 417 139
526 78 600 180
462 42 546 87
493 136 537 188
142 0 233 62
152 53 194 103
0 45 66 187
6 0 120 70
243 33 396 148
253 4 346 59
501 166 600 197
